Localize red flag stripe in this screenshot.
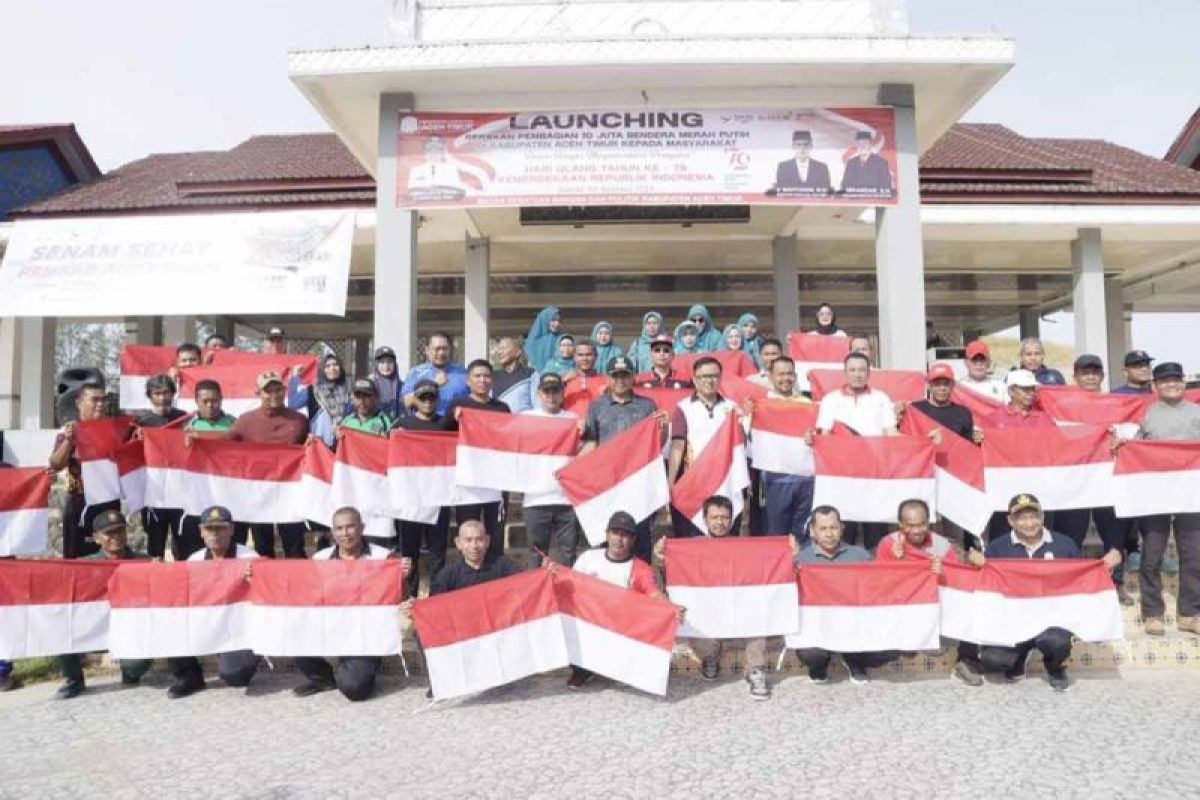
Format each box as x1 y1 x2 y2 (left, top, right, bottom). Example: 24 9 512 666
786 332 851 362
458 409 580 456
798 561 939 606
670 413 748 520
119 344 177 376
336 430 389 475
1114 439 1200 474
813 434 935 479
981 424 1111 467
664 536 794 587
977 559 1117 598
902 405 985 489
555 415 663 502
209 350 318 385
388 430 458 467
413 570 560 648
141 427 190 469
1036 386 1152 426
750 401 818 437
247 560 402 607
73 416 134 461
552 569 676 652
186 437 309 481
0 560 121 605
809 369 926 402
950 384 1006 418
674 350 757 379
107 561 250 608
177 365 267 400
0 468 52 512
635 387 690 411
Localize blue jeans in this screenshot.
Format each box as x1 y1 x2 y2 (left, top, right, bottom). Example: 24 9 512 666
761 473 814 543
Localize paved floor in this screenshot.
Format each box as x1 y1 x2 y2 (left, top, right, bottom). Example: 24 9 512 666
2 666 1197 799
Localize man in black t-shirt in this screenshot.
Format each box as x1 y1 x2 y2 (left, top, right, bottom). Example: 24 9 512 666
133 374 192 560
903 362 978 443
393 379 449 595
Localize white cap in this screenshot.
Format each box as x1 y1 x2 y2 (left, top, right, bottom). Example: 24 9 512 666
1005 369 1038 389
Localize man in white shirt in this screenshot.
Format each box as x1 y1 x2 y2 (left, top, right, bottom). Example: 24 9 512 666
521 373 583 566
813 352 898 436
958 341 1006 402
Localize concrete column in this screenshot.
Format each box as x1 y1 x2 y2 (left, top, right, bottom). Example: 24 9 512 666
1017 308 1041 340
375 93 419 372
1071 228 1108 369
125 317 162 346
19 317 55 430
353 336 371 381
162 316 196 345
772 235 800 337
0 319 19 428
464 236 491 363
874 84 927 370
1104 276 1127 388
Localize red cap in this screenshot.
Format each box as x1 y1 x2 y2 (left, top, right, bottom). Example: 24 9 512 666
927 362 955 382
650 334 674 346
965 341 990 360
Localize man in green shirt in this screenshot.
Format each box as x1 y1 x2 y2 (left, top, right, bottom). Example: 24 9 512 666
56 510 152 700
337 379 393 438
185 379 237 432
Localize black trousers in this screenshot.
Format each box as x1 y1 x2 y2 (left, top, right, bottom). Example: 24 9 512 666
295 656 381 702
844 522 889 551
60 653 151 685
398 509 451 598
796 649 895 673
1138 513 1200 619
456 502 503 560
235 523 307 558
1055 506 1129 583
142 507 185 560
168 651 259 688
61 494 110 559
980 626 1072 675
524 505 583 566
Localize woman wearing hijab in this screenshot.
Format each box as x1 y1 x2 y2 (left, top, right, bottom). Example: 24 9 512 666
590 321 623 373
627 311 663 372
808 302 846 336
685 304 723 352
720 324 745 352
309 354 351 448
541 334 577 376
524 306 564 371
738 313 764 368
674 321 702 354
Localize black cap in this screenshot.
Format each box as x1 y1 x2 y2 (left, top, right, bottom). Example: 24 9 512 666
267 326 285 338
92 509 126 534
606 511 638 535
413 379 439 398
1153 362 1185 381
1073 354 1103 371
1124 350 1153 367
352 378 377 395
1007 493 1042 514
374 346 396 360
537 373 564 392
607 355 634 375
199 505 233 527
792 130 813 144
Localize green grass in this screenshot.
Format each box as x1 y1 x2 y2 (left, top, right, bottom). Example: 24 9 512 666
12 656 61 685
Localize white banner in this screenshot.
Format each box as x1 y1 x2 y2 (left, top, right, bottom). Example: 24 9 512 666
0 210 355 317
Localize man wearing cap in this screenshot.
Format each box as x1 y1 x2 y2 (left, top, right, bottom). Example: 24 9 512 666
522 372 584 566
566 510 669 689
492 335 536 413
401 333 469 416
959 341 1007 402
1112 350 1156 395
1127 362 1200 635
635 335 693 389
49 379 115 559
229 370 311 558
773 130 831 194
900 362 980 443
263 326 287 354
55 510 152 699
981 370 1056 430
840 130 893 195
1016 337 1066 386
163 506 260 699
392 378 449 595
370 346 404 418
338 379 393 438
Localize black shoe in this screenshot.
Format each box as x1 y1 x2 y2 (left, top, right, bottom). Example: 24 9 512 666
1004 662 1027 684
121 674 141 686
807 666 829 685
293 679 335 698
566 669 594 691
0 673 20 692
1047 669 1070 693
699 657 720 680
844 657 869 685
167 679 206 699
55 681 84 700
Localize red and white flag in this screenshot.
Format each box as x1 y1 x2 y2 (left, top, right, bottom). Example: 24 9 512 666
107 560 251 658
785 562 941 652
900 405 991 535
75 416 135 507
325 430 419 533
455 409 579 494
635 387 690 412
556 415 670 546
981 424 1113 511
675 350 757 379
138 427 190 509
247 560 404 656
1036 386 1152 428
812 435 936 523
1112 440 1200 517
414 570 569 700
0 467 52 556
180 437 311 523
115 440 147 515
387 430 500 519
719 374 769 407
938 562 982 645
786 333 849 391
670 413 751 529
808 369 926 403
748 401 817 476
177 365 270 417
119 344 177 410
553 568 679 696
299 439 337 525
0 560 118 659
950 384 1005 420
208 349 319 386
665 536 799 638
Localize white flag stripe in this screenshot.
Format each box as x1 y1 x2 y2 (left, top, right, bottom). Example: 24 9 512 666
984 463 1113 512
387 464 500 510
785 603 941 652
937 586 978 644
180 473 306 523
0 601 109 659
80 460 121 507
119 376 152 411
573 457 669 546
671 583 800 639
330 462 389 519
108 603 251 659
423 614 570 700
561 615 671 696
0 508 49 556
1113 470 1200 517
455 446 571 494
247 605 402 656
120 465 147 516
971 591 1123 647
934 468 992 535
749 427 814 476
812 475 936 523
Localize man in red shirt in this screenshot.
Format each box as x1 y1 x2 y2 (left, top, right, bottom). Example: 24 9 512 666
635 334 693 390
980 370 1055 430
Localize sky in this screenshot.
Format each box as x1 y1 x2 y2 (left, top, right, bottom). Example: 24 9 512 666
3 0 1199 363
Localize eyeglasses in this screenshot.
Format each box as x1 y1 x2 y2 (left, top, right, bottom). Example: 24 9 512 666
694 373 721 381
690 316 704 323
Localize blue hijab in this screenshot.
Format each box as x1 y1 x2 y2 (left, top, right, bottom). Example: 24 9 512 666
591 321 623 373
719 324 745 352
738 312 764 368
525 306 563 371
627 311 662 372
541 334 577 375
674 321 702 354
686 304 723 352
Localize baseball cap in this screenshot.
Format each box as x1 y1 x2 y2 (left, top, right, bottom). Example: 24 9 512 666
606 511 638 535
927 362 955 382
537 373 564 392
1005 369 1038 389
649 334 674 349
607 356 634 375
352 378 377 395
92 509 126 534
374 346 396 360
965 341 990 360
1124 350 1153 367
792 130 813 145
1008 493 1042 514
267 327 285 339
256 370 284 390
199 505 233 527
855 130 873 141
413 379 439 398
1073 354 1104 371
1153 362 1185 381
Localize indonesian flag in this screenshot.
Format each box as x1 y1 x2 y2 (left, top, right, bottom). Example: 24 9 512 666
107 560 251 658
670 413 751 529
812 435 936 523
177 365 270 417
719 375 769 407
455 409 579 494
1112 440 1200 517
675 350 757 379
119 344 177 411
387 430 500 521
414 570 570 700
636 387 690 412
951 384 1005 420
665 536 800 638
900 405 991 535
982 424 1113 511
138 427 190 509
75 416 135 507
748 401 817 476
937 562 981 644
786 333 849 391
329 430 427 532
553 567 679 696
785 562 941 652
247 560 404 656
0 467 52 556
809 369 927 403
180 437 311 523
300 439 337 526
115 440 147 515
208 349 319 386
1037 386 1152 433
0 560 118 659
555 415 670 545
